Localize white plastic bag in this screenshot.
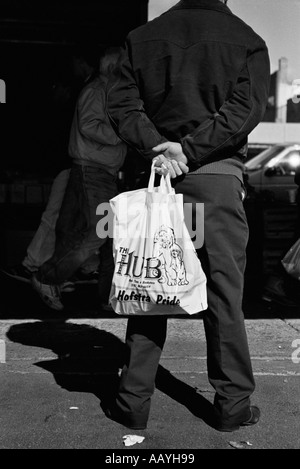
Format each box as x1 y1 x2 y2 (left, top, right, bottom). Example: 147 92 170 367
108 162 207 315
281 238 300 281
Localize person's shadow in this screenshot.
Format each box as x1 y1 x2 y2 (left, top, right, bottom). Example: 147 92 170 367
6 320 215 428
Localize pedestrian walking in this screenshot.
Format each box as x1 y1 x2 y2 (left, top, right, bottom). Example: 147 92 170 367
105 0 270 432
0 46 102 288
31 47 127 311
262 166 300 306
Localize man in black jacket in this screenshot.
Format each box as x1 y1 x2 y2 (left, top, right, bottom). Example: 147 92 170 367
105 0 270 432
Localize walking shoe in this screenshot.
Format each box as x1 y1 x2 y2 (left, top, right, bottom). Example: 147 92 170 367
214 405 260 432
101 403 147 430
262 276 299 307
31 274 64 311
60 280 76 293
262 291 299 307
69 270 99 285
0 264 33 283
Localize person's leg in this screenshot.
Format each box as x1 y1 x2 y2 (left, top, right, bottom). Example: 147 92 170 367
23 169 70 271
37 165 117 285
262 185 300 306
105 315 168 428
175 173 255 428
98 238 114 306
79 254 100 275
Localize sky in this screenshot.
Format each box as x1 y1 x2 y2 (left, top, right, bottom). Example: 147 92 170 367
148 0 300 81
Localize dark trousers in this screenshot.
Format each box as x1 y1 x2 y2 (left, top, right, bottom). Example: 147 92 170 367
37 164 117 288
116 316 167 427
116 173 255 426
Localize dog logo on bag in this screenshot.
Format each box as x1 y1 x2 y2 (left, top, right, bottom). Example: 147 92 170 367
153 225 189 286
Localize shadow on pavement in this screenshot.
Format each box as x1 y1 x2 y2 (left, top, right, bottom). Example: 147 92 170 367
0 273 117 320
5 320 215 429
155 366 214 426
6 321 125 408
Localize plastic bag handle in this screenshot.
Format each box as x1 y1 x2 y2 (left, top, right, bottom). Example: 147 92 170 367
149 159 172 194
163 172 172 193
148 160 156 192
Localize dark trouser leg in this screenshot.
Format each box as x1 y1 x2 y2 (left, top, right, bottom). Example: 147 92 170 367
37 165 117 285
98 238 114 304
115 316 168 426
175 174 255 426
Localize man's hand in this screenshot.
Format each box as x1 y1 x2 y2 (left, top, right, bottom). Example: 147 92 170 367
153 141 188 164
152 142 189 178
152 154 174 177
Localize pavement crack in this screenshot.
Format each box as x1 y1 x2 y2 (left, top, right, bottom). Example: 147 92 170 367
281 318 300 334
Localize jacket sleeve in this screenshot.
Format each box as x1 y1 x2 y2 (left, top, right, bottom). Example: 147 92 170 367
77 86 122 146
181 40 271 166
107 44 167 160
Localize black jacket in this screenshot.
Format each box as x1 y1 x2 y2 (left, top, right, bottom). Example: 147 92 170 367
107 0 270 168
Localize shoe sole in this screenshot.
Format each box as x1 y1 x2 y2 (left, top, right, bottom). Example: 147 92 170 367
262 294 299 307
215 423 257 432
2 270 75 294
262 294 272 302
215 425 240 432
215 407 260 432
61 282 76 293
35 293 64 311
104 408 147 430
31 277 64 311
0 270 31 284
215 421 258 432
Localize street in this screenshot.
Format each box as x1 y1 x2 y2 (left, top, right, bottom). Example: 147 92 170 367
0 278 300 450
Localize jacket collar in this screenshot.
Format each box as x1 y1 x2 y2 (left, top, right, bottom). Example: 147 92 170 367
168 0 232 15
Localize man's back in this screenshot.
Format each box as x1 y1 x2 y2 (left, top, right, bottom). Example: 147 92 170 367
108 0 270 165
130 0 268 142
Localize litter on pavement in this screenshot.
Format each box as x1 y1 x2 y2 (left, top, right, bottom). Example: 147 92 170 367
123 435 145 447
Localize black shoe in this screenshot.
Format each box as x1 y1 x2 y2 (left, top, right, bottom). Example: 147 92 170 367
31 274 64 311
0 264 33 283
60 280 76 293
262 276 299 307
262 290 299 307
102 404 147 430
214 405 260 432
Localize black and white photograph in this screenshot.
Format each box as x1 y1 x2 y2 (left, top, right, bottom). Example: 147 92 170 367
0 0 300 453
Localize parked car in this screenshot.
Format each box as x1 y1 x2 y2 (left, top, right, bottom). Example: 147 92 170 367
244 143 300 203
246 143 272 162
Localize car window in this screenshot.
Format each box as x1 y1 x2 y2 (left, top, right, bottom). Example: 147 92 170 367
275 150 300 175
245 145 286 170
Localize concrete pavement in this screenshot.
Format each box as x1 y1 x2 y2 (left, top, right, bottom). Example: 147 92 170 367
0 278 300 451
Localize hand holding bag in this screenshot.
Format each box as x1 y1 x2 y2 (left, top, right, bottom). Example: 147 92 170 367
108 161 207 315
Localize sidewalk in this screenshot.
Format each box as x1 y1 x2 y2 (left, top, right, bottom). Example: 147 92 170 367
0 278 300 450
